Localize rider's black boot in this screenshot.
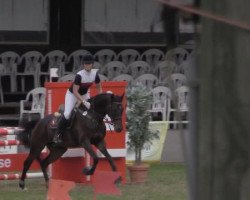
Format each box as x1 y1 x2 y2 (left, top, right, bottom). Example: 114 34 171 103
53 115 68 144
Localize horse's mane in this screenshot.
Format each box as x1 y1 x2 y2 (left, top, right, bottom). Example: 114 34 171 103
87 93 123 111
89 93 113 106
90 93 111 101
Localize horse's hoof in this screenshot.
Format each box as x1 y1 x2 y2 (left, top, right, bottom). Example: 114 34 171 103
45 180 49 188
19 180 25 190
83 167 93 175
115 176 122 184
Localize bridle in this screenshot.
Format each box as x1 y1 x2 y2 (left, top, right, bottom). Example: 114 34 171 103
89 100 123 125
107 102 123 121
76 94 123 132
103 102 122 132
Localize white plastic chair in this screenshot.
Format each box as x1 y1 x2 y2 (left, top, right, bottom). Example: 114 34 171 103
98 74 109 81
117 49 140 71
94 49 117 67
67 49 91 74
58 74 75 82
156 60 179 85
0 51 20 92
180 40 195 52
104 61 126 80
179 57 195 79
93 61 102 70
128 61 150 79
39 50 67 86
175 86 189 112
165 47 190 65
112 74 134 87
166 73 187 91
149 86 172 121
133 74 159 90
171 86 190 127
20 87 46 121
17 51 44 91
141 49 165 74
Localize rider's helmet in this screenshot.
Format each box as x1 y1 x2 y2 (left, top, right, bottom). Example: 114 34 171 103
83 54 94 64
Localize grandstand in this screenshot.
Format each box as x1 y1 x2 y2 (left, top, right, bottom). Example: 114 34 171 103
0 1 195 127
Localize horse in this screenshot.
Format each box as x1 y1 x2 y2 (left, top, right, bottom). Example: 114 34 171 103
17 92 125 189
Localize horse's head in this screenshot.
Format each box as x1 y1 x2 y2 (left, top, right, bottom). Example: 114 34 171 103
106 93 124 132
91 93 124 132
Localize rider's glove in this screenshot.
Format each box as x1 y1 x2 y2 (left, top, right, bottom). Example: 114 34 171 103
83 101 91 109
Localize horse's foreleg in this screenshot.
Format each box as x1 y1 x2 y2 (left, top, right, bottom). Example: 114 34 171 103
96 141 117 171
82 140 99 175
19 153 36 190
95 141 122 183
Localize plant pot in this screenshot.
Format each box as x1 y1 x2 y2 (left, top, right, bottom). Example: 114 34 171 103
127 163 150 184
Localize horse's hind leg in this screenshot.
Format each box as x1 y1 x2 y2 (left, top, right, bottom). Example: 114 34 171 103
36 156 49 187
39 146 67 187
19 149 41 190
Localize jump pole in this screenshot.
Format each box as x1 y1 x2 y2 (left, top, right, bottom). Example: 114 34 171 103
0 127 23 135
0 132 48 180
0 172 43 180
0 140 21 146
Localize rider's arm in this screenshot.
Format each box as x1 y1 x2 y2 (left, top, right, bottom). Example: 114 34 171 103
73 74 88 104
73 84 86 103
96 82 102 94
95 74 102 94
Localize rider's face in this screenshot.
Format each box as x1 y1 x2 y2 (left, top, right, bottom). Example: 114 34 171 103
83 63 93 72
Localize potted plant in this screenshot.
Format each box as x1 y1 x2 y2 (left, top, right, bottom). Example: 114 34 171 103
126 83 159 184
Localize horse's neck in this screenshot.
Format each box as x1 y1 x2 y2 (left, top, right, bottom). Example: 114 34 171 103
92 95 110 119
92 107 107 121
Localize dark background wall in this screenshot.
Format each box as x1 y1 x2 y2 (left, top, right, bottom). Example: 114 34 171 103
0 0 194 55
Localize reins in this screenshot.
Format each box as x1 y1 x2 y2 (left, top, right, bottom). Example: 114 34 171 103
91 95 123 125
76 94 123 132
107 102 123 121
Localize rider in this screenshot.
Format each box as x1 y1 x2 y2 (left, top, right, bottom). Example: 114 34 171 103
53 54 103 144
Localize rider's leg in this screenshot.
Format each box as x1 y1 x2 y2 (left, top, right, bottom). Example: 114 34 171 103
53 90 76 144
53 115 68 143
53 91 89 144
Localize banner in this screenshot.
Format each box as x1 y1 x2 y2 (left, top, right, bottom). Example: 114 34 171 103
126 121 168 162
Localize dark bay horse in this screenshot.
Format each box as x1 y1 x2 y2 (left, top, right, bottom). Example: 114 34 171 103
17 93 124 189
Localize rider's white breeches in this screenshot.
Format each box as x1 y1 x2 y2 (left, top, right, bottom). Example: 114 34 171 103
63 90 90 119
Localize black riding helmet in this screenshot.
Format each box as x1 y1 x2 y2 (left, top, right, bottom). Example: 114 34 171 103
83 54 94 64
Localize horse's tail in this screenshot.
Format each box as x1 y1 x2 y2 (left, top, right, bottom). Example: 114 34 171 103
17 118 39 147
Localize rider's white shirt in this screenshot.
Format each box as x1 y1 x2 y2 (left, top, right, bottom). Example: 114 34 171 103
77 69 99 84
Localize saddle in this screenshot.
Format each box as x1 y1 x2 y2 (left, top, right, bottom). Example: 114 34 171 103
76 108 99 130
49 107 99 131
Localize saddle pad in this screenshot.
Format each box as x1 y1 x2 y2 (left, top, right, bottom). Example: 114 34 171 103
49 112 61 129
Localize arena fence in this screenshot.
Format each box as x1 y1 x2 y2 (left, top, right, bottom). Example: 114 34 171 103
0 127 46 181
